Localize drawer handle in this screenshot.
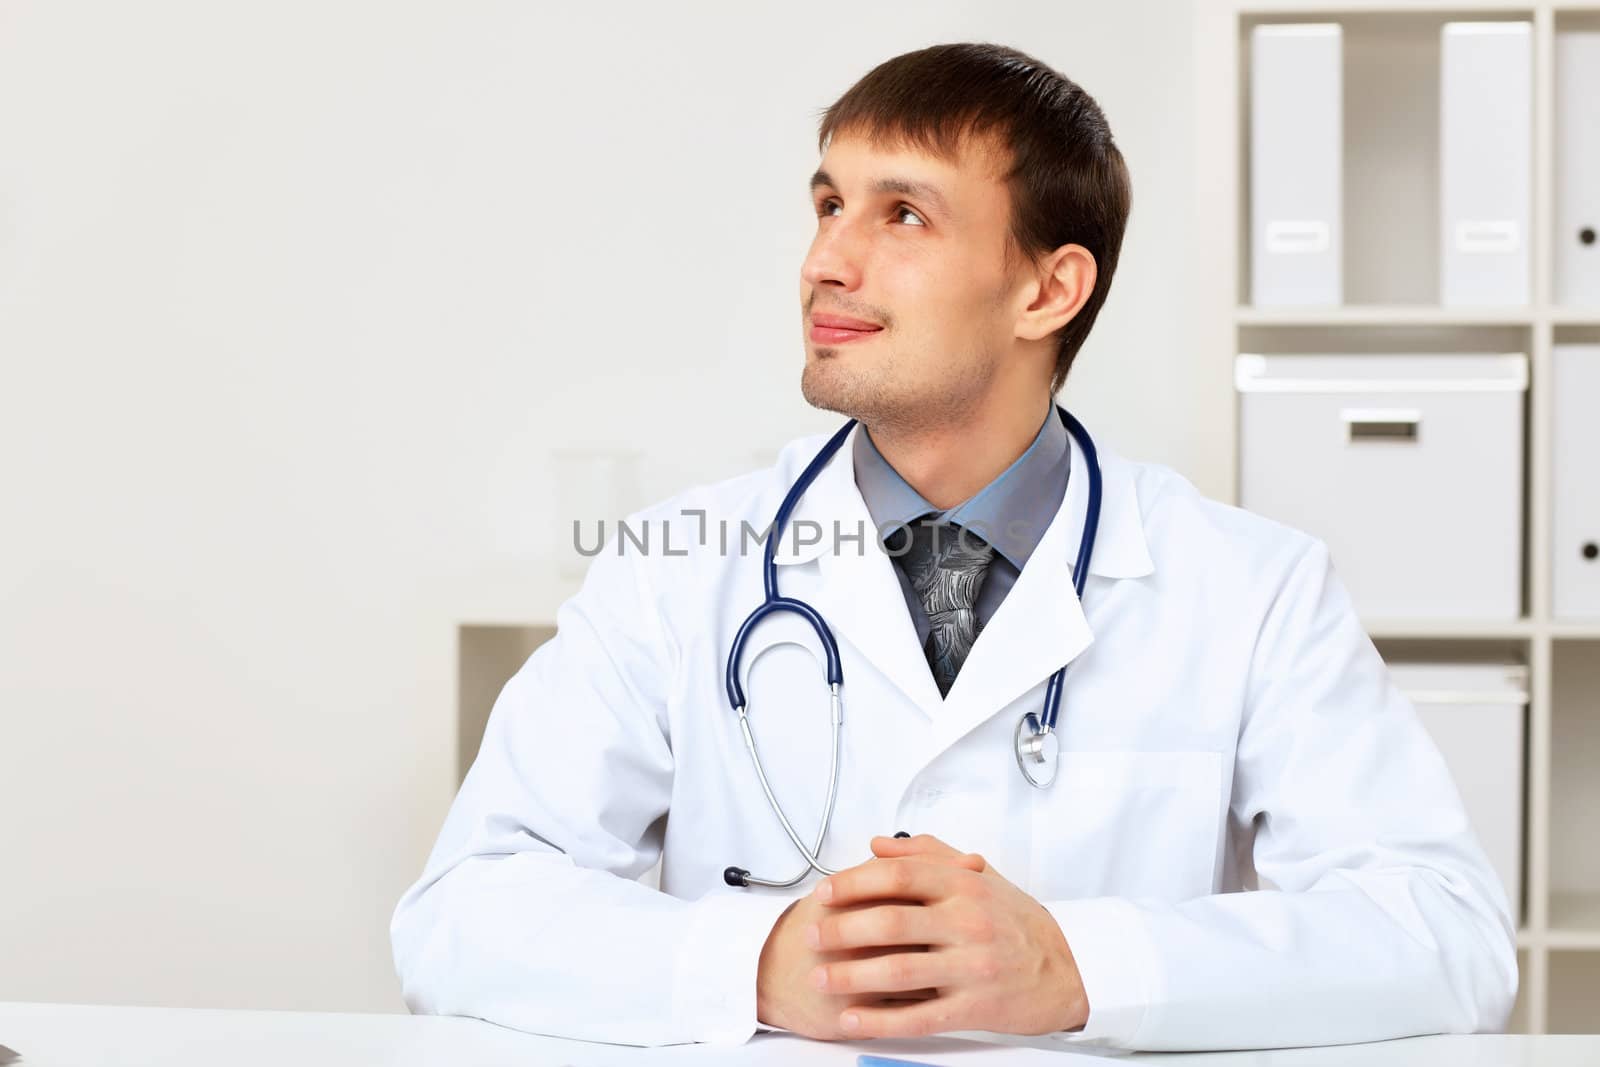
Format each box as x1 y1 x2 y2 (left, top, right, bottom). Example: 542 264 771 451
1341 407 1420 443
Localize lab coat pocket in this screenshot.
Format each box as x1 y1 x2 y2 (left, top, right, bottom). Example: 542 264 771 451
1027 749 1224 904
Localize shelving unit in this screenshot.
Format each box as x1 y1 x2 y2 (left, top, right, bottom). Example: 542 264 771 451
1196 0 1600 1034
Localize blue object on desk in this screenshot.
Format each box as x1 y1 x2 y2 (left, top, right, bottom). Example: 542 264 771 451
857 1056 945 1067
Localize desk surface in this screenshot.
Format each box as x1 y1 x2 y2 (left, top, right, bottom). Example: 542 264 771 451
1 1002 1595 1067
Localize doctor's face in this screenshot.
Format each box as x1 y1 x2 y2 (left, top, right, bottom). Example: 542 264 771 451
799 129 1024 429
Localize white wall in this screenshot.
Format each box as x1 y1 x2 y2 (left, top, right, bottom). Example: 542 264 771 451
0 1 1209 1012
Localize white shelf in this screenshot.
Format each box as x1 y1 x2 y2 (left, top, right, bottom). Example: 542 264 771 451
1237 305 1538 327
1203 0 1600 1033
1366 618 1537 640
1238 1 1540 12
1238 1 1600 10
1550 623 1600 639
1361 620 1600 640
1238 305 1600 328
1547 892 1600 948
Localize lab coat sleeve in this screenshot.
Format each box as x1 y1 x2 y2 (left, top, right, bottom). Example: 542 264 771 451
1040 535 1519 1050
389 521 797 1047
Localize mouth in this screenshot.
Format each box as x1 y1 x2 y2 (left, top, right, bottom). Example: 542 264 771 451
809 314 884 345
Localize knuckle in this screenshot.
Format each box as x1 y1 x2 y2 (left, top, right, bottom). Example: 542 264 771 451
888 864 910 893
963 911 995 941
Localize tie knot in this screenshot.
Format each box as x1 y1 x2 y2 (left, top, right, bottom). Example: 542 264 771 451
902 518 993 574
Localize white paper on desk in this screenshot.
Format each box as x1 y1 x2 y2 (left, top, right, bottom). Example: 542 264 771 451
565 1030 1125 1066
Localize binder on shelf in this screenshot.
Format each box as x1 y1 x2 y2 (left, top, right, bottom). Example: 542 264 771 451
1250 24 1342 307
1440 22 1532 307
1554 345 1600 620
1556 31 1600 308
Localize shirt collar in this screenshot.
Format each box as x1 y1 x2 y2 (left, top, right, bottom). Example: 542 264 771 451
851 400 1070 572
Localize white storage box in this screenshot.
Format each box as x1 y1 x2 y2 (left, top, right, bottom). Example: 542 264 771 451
1553 344 1600 619
1387 661 1528 925
1237 353 1527 621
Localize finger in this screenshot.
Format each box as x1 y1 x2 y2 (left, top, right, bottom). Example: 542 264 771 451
812 903 958 951
870 833 960 857
813 948 956 996
871 835 987 872
817 856 974 908
841 995 967 1039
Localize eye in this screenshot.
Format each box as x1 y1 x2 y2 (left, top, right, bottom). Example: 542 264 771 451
815 198 926 227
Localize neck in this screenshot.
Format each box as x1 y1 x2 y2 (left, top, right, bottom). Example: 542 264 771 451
865 390 1054 510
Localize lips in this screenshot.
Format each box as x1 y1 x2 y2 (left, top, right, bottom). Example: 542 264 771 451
809 312 883 345
810 313 882 332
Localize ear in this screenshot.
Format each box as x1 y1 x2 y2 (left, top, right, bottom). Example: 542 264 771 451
1014 243 1097 343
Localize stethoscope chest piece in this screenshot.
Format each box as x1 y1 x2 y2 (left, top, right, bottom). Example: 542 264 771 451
1014 711 1060 789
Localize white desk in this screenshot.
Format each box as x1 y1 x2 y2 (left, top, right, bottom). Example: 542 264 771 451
0 1003 1595 1067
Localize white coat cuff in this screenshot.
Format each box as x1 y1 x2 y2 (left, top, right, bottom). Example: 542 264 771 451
673 888 799 1044
1041 897 1159 1047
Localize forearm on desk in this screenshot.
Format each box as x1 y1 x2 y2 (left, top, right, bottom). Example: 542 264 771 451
393 850 797 1047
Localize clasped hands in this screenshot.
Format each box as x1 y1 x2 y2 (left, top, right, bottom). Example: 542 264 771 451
754 832 1089 1040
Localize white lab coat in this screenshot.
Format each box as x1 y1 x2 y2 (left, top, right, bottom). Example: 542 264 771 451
390 420 1518 1050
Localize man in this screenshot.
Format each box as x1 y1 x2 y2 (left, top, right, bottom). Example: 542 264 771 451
391 43 1517 1049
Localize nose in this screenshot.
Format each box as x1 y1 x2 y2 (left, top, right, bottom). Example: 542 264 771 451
800 217 865 293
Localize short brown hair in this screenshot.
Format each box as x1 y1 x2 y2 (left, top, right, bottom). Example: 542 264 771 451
816 43 1131 393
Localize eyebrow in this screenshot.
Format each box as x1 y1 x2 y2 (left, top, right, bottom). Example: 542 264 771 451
809 169 952 220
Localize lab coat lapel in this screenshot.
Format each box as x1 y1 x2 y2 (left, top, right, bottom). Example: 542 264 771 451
771 423 946 719
926 427 1154 760
769 419 1155 749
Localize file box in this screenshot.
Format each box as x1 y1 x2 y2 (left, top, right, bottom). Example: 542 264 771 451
1388 661 1528 925
1237 353 1527 620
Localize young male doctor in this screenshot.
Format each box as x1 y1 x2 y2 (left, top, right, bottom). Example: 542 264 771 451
391 42 1518 1050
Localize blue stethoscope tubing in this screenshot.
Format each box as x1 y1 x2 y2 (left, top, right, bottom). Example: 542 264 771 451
722 403 1103 889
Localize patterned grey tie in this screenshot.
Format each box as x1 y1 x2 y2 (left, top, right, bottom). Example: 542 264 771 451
901 519 996 697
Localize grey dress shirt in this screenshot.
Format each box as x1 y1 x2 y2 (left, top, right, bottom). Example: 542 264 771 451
851 402 1071 654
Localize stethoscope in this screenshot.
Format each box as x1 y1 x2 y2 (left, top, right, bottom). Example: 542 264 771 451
722 403 1104 889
